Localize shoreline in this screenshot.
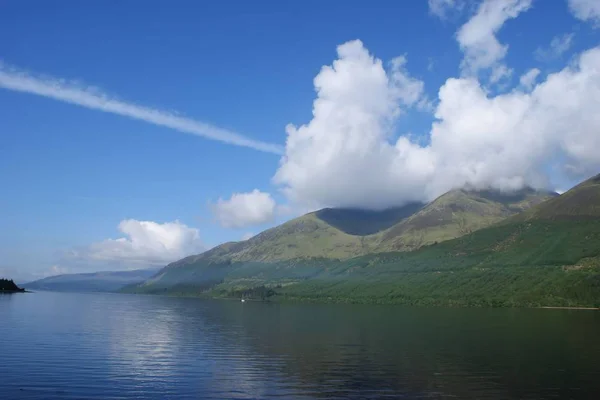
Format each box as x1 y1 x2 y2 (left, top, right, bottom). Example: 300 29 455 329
124 291 600 309
538 306 599 310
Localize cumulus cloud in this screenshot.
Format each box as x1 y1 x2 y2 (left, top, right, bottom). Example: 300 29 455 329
69 219 205 266
568 0 600 26
535 33 575 61
273 39 600 211
212 189 276 228
273 40 434 210
519 68 541 90
457 0 531 80
0 62 282 154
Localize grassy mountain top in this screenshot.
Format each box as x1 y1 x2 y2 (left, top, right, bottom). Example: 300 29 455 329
183 213 369 264
166 187 556 268
516 174 600 220
373 188 556 251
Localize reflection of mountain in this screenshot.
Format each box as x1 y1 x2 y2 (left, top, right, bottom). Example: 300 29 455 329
3 292 598 399
206 302 600 399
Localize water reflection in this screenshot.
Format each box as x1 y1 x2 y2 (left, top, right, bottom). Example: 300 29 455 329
1 292 599 399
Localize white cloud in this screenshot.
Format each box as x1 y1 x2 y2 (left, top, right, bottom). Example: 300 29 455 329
274 40 435 210
535 33 575 61
212 189 276 228
390 56 433 111
273 39 600 211
568 0 600 26
241 232 255 241
519 68 541 90
490 64 513 83
428 0 466 20
0 62 283 154
69 219 205 266
457 0 531 79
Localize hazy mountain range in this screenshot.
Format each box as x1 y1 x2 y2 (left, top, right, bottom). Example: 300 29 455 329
23 268 160 293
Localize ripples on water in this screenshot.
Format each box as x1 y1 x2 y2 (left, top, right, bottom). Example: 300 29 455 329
1 292 598 399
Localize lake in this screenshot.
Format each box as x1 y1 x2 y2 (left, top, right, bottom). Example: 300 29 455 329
1 292 598 399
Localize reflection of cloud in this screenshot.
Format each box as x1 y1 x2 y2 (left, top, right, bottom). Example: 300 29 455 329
102 301 180 381
98 295 285 397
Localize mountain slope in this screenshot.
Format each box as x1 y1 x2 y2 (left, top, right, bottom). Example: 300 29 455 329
23 268 160 292
278 174 600 306
516 174 600 220
373 188 555 251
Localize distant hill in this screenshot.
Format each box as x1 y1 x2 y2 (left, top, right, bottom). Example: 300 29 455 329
23 268 160 293
0 278 25 293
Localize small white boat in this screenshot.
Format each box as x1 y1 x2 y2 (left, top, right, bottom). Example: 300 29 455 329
241 299 245 303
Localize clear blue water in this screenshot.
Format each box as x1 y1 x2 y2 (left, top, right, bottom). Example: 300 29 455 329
1 291 599 399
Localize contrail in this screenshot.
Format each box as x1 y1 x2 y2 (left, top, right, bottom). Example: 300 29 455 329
0 62 283 154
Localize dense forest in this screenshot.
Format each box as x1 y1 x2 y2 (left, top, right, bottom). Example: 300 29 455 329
0 278 25 292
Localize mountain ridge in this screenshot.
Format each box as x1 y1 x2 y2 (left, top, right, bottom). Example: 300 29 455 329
176 187 556 265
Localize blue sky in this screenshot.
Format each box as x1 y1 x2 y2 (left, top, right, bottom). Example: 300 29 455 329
1 0 599 281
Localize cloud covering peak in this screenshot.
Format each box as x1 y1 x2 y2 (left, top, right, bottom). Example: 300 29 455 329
272 39 600 211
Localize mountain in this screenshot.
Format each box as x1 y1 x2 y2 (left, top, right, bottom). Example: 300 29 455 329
171 188 555 266
275 173 600 307
515 174 600 220
23 268 161 293
126 187 560 301
146 174 598 307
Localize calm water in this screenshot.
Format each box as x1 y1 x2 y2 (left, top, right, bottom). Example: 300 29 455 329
1 292 599 399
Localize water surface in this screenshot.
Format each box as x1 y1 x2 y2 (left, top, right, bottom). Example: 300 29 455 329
1 292 598 399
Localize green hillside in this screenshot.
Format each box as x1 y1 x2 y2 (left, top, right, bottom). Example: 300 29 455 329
516 174 600 220
126 175 600 307
373 188 554 252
